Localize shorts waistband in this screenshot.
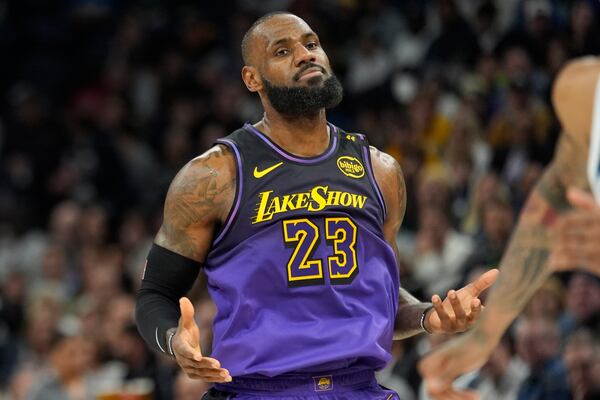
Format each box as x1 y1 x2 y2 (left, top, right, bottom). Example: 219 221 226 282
214 369 377 395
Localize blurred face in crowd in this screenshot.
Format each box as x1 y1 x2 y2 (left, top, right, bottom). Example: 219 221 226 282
80 205 109 246
563 331 598 398
50 336 96 381
482 339 512 379
241 14 343 116
482 200 514 245
417 178 450 210
41 243 67 281
566 273 600 323
570 1 594 36
419 207 449 246
525 277 564 320
103 295 135 350
49 201 82 243
515 318 560 368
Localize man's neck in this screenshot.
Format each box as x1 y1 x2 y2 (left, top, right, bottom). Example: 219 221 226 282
256 110 330 157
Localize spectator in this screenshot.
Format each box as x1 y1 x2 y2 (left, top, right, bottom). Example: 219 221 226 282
563 329 600 400
412 206 474 297
465 334 529 400
514 317 571 400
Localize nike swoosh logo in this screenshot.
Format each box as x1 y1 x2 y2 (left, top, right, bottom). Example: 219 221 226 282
253 162 283 178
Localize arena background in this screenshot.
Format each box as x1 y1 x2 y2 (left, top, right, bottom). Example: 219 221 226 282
0 0 599 399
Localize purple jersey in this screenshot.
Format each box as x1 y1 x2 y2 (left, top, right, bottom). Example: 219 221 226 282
204 123 399 378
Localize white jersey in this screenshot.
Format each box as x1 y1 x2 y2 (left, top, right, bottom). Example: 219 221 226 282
588 73 600 203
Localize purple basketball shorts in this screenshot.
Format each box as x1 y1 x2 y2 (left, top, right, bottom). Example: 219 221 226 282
205 369 400 400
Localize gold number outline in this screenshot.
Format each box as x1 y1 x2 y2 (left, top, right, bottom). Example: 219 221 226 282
325 217 359 284
282 218 324 286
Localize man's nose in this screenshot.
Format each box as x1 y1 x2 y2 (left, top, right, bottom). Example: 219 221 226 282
293 44 316 67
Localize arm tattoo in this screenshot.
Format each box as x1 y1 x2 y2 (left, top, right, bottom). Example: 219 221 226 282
476 171 561 336
489 226 551 312
370 146 407 229
470 131 590 344
156 146 235 261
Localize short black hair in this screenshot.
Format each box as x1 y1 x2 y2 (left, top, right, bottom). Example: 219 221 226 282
241 11 295 66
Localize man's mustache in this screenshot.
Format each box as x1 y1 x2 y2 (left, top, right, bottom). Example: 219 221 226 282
293 63 327 81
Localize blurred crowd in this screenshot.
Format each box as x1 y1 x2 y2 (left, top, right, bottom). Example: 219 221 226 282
0 0 599 399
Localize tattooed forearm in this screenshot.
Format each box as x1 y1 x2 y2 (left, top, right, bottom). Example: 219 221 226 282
536 165 569 211
489 230 551 312
156 145 235 261
476 184 556 338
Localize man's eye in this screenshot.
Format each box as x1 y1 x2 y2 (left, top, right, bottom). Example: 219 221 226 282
306 42 318 49
276 49 289 56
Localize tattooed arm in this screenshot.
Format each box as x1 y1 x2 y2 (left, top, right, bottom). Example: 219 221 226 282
370 147 497 339
417 132 587 398
155 145 236 260
470 131 588 337
136 145 235 383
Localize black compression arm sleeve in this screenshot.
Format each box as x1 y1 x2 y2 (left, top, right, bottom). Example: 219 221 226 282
135 244 201 355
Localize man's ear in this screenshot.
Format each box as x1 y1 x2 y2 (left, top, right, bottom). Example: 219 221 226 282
242 66 262 92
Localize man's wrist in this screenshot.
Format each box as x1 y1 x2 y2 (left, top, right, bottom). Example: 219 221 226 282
420 304 434 334
165 327 178 357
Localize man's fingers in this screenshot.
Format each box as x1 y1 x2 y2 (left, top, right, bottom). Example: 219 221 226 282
432 294 452 328
197 356 222 369
465 269 499 297
179 297 196 330
443 388 479 400
567 187 597 211
426 377 454 397
178 354 222 370
467 299 481 323
449 290 467 324
184 366 229 376
426 381 479 400
185 371 232 382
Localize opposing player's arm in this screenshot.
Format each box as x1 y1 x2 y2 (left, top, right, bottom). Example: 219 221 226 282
472 132 587 348
369 147 431 338
472 58 599 345
552 57 599 143
470 56 600 346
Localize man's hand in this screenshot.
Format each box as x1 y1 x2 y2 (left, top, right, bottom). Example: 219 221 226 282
418 329 495 400
551 187 600 274
172 297 232 383
425 269 498 334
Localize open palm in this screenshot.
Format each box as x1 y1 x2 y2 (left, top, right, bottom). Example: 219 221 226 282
426 269 499 334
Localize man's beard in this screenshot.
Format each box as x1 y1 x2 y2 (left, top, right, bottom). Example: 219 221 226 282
262 73 343 117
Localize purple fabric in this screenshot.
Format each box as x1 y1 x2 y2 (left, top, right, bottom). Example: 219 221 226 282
204 125 398 379
214 369 400 399
232 386 400 400
205 217 399 377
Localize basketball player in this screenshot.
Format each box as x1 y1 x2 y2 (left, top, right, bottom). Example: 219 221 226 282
418 58 600 399
135 12 497 399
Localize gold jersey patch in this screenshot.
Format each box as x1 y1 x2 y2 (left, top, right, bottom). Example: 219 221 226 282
313 375 333 391
337 156 365 178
